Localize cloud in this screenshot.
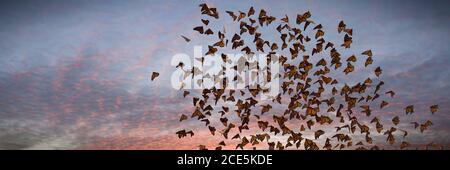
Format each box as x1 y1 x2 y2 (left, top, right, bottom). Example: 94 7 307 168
0 0 449 150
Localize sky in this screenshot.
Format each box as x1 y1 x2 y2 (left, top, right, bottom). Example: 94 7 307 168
0 0 449 149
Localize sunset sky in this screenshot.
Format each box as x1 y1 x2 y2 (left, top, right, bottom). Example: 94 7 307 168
0 0 449 149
